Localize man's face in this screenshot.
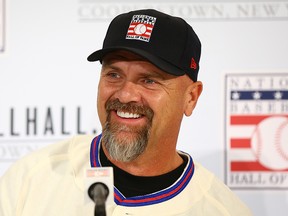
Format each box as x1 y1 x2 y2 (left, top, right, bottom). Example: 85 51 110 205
97 51 201 162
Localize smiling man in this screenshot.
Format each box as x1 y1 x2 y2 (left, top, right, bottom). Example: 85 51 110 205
0 9 253 216
97 51 199 175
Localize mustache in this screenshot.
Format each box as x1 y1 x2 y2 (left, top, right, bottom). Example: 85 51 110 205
105 99 154 120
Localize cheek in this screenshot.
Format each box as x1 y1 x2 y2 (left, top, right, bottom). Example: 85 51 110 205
97 83 111 126
147 96 172 124
152 93 185 124
156 90 184 111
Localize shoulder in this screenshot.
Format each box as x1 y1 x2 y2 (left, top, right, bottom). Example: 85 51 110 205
0 135 94 215
0 134 94 183
11 135 93 167
190 161 253 216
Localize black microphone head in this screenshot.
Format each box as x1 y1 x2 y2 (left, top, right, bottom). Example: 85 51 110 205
88 182 110 216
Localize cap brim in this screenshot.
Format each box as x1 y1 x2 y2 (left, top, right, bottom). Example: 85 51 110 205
87 47 185 77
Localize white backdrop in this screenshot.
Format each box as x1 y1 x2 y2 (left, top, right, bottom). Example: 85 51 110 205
1 0 288 215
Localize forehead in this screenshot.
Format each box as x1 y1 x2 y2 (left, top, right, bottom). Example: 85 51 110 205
102 50 174 77
102 50 149 64
100 51 193 90
100 50 193 85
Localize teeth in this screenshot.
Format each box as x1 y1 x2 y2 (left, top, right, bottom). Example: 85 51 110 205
117 111 140 119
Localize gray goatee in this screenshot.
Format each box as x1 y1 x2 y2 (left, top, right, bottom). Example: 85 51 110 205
102 99 154 162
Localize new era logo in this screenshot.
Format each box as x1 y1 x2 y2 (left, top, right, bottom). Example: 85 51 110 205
126 14 156 42
190 58 197 70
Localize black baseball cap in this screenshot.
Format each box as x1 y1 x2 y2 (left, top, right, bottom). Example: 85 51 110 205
87 9 201 82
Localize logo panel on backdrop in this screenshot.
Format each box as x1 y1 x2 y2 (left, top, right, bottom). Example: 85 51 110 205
0 0 4 52
225 73 288 189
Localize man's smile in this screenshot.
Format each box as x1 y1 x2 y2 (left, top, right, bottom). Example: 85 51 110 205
116 110 142 119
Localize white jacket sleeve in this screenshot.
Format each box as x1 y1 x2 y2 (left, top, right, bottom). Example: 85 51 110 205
0 160 27 216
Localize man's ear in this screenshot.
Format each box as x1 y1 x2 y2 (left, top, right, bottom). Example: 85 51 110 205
184 81 203 116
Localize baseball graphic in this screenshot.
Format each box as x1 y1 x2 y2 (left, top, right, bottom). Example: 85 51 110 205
134 24 147 35
251 116 288 170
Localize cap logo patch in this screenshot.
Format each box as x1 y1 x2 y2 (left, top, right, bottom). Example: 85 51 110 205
126 14 157 42
190 57 197 70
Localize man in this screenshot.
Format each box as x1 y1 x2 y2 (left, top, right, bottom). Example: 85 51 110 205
0 9 253 215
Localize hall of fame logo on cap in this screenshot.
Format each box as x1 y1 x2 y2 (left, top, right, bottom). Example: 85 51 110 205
0 0 4 52
126 14 156 42
224 72 288 189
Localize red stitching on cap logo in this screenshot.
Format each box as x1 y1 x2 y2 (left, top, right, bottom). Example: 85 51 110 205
190 58 197 70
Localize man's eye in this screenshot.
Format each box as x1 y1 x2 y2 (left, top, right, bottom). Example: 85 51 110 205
107 72 120 79
144 79 156 84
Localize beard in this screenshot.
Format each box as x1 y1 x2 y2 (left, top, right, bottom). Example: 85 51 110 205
101 99 154 162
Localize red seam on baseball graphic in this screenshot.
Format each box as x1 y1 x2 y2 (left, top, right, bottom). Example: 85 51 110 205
275 119 288 161
256 128 263 161
252 126 263 161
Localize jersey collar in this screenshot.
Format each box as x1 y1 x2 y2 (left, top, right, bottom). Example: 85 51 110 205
90 134 195 206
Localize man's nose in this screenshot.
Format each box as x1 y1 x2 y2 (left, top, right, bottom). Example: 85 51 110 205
114 81 141 104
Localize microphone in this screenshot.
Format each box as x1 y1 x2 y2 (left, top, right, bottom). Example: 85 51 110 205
88 182 110 216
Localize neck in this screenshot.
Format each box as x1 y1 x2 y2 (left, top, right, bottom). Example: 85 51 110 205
102 144 183 176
